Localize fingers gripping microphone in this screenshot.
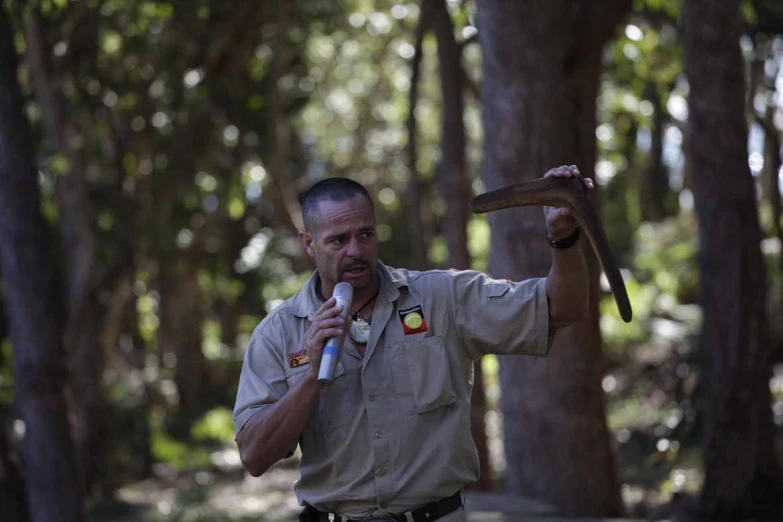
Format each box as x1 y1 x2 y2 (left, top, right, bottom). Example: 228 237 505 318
318 282 354 385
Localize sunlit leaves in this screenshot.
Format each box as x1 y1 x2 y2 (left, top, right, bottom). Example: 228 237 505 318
228 196 245 220
296 0 444 183
38 0 68 16
101 30 122 56
633 0 681 19
140 1 173 20
48 153 71 176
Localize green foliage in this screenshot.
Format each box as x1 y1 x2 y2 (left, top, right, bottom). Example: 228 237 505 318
191 407 235 444
201 319 226 360
151 428 212 472
467 216 490 273
601 275 657 349
634 215 699 305
428 236 447 266
0 339 13 406
601 212 701 351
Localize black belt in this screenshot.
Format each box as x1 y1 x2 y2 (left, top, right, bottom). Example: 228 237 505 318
303 491 463 522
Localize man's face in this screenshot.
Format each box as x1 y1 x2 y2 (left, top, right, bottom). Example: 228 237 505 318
300 195 379 291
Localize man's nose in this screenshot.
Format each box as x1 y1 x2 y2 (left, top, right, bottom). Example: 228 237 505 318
346 237 362 257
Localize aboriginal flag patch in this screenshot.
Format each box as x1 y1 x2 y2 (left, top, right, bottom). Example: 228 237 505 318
288 349 310 368
399 305 428 335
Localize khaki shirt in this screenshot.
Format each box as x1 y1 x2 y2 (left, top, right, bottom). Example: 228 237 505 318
233 262 550 518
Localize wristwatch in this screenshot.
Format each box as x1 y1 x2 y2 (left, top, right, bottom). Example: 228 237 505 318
547 226 581 249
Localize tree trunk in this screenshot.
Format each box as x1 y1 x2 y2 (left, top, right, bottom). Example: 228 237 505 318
430 0 491 490
0 408 28 522
0 7 84 521
159 259 207 435
109 116 154 480
403 2 431 271
266 2 307 243
0 303 25 522
640 83 673 222
683 1 783 519
476 0 628 515
432 0 471 271
24 13 104 495
753 77 783 272
761 107 783 273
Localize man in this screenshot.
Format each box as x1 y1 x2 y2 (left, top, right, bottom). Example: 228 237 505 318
234 165 592 522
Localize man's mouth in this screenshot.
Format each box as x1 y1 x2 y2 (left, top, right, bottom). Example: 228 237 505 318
344 265 368 275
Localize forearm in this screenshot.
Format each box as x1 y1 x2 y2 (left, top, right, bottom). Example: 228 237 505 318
237 372 323 476
545 242 589 329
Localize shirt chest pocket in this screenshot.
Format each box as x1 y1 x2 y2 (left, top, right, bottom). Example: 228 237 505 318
286 362 353 431
391 336 456 415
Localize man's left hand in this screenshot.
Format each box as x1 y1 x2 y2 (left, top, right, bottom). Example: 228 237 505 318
543 165 594 240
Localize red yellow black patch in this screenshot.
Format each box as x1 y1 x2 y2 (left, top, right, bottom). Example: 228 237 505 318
399 305 428 335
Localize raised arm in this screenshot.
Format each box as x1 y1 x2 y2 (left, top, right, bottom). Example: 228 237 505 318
541 166 591 329
471 165 632 323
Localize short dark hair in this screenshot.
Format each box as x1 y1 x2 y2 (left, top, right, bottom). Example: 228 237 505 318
301 177 374 232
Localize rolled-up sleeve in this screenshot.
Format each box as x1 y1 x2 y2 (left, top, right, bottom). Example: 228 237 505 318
232 321 288 439
449 271 550 360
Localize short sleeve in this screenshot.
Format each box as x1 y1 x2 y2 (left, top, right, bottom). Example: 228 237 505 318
232 321 289 439
449 271 551 360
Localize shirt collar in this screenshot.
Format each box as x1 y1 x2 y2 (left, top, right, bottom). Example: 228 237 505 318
291 261 409 320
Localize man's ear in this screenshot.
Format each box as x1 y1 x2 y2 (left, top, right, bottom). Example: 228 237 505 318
299 230 315 257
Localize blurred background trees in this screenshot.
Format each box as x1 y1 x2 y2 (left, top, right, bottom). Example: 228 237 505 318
1 0 782 521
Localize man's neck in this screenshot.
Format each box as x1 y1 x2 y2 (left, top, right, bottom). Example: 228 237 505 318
318 274 381 316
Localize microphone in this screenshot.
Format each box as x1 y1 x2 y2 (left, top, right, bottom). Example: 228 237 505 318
318 282 354 386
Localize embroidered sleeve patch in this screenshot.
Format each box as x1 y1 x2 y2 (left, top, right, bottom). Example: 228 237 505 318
399 305 428 335
289 349 310 368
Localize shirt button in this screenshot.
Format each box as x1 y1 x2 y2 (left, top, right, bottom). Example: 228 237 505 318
368 394 376 402
377 468 386 476
374 431 382 439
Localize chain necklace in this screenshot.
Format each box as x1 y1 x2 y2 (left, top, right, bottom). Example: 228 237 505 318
316 279 380 344
348 288 380 344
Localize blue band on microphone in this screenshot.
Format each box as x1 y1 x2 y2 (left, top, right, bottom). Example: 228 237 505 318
323 346 340 357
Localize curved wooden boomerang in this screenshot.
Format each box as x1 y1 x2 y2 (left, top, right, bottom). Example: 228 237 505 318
471 176 633 323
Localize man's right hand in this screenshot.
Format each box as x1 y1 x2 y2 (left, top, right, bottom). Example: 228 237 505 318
238 297 345 476
303 297 345 380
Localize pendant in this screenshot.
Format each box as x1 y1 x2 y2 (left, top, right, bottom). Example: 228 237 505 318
350 317 372 344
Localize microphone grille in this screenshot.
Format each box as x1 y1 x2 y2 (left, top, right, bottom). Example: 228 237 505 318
333 282 354 301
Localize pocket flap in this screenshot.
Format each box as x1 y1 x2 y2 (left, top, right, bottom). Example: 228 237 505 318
487 282 511 298
392 336 456 415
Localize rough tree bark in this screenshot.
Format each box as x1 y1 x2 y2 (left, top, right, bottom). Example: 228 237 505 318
476 0 629 515
431 0 471 271
266 2 307 239
403 2 432 271
683 1 783 519
24 13 104 494
641 83 673 222
0 6 83 521
0 408 28 522
430 0 491 491
158 256 207 435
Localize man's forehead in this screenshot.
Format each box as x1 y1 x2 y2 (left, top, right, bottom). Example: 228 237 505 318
316 196 374 226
